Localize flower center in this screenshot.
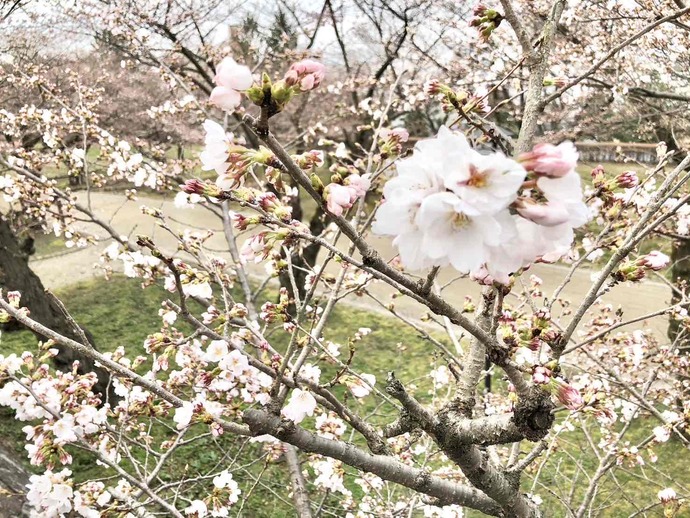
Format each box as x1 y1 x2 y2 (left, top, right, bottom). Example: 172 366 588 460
466 164 489 188
451 211 470 230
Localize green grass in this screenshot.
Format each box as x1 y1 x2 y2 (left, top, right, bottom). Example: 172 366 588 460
2 277 687 516
1 256 686 515
0 276 446 515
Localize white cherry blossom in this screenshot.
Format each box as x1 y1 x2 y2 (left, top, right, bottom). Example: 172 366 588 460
200 120 231 174
205 340 229 363
347 373 376 398
282 388 317 424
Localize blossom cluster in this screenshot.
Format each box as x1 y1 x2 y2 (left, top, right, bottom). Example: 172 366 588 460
373 127 590 284
209 56 325 113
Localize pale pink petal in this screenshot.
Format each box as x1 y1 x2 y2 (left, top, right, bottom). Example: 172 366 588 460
210 86 242 111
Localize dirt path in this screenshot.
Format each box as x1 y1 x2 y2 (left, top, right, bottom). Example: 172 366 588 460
30 191 673 342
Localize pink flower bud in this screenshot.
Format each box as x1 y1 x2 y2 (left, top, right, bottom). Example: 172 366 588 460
325 183 356 216
344 173 371 198
469 266 495 286
532 366 551 385
555 381 583 410
214 57 253 90
284 59 326 92
519 142 578 178
181 179 206 195
209 57 254 111
543 77 567 88
615 171 639 188
637 251 670 271
473 4 488 16
516 198 570 227
258 192 279 211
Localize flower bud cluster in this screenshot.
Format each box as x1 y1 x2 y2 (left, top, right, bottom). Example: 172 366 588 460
614 251 670 282
469 5 504 40
425 80 489 115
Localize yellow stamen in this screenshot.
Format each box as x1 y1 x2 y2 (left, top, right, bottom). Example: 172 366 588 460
467 164 489 188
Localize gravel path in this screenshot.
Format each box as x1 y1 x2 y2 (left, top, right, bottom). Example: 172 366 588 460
30 191 673 341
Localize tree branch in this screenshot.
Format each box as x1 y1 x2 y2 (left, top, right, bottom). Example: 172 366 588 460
240 114 496 348
499 0 533 52
283 444 313 518
541 6 690 108
242 409 503 516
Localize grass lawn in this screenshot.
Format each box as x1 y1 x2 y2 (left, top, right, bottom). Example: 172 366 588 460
0 276 447 516
2 277 687 516
1 240 686 514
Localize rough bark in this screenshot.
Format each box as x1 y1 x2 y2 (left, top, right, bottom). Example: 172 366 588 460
0 439 30 518
0 216 113 401
243 410 504 516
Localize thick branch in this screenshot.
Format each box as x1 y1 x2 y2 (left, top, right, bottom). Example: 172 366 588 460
242 410 503 516
515 0 566 153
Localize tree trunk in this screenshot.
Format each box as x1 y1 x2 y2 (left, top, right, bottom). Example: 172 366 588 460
669 237 690 349
0 439 31 517
655 127 690 349
0 216 113 401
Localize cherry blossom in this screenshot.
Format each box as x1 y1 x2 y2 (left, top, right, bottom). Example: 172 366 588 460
173 401 195 430
26 469 74 517
300 364 322 384
185 499 208 517
282 388 317 423
210 57 253 111
519 142 579 178
346 373 376 398
205 340 229 363
312 458 351 495
536 173 590 230
200 120 231 174
219 350 250 377
325 183 357 216
315 413 347 440
49 415 79 445
284 59 326 91
516 199 570 227
213 470 241 505
374 126 587 279
416 193 514 273
439 151 526 214
637 251 670 271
